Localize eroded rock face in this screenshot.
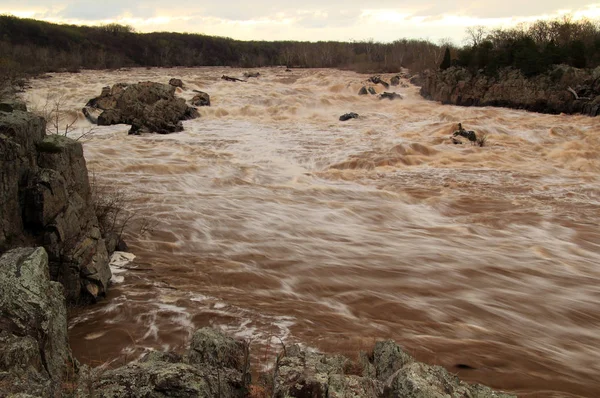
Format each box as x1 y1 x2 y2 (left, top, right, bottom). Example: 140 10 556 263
0 107 111 302
420 65 600 116
0 247 72 397
84 81 199 134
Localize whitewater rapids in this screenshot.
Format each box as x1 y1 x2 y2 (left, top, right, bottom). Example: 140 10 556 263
24 67 600 397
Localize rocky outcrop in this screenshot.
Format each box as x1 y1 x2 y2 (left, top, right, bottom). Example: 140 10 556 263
0 247 72 397
420 65 600 116
0 106 111 302
83 81 200 134
79 328 249 398
272 341 515 398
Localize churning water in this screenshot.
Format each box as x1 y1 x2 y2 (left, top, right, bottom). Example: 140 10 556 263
25 67 600 397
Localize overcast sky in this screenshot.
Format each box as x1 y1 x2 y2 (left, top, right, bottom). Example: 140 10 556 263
3 1 600 43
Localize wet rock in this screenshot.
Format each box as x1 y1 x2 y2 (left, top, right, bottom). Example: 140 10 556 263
390 76 400 86
368 87 377 95
222 75 245 82
191 90 211 106
339 112 359 121
379 92 403 100
169 78 184 88
243 71 260 78
0 247 72 397
84 81 199 134
358 86 369 95
369 75 390 89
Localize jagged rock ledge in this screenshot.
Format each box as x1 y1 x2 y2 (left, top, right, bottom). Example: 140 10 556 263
0 104 113 302
1 247 516 398
419 65 600 116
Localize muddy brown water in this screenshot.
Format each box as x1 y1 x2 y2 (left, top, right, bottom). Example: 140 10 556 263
25 67 600 397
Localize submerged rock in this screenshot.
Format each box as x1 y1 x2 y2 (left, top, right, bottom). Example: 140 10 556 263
390 75 400 86
83 81 199 134
340 112 359 121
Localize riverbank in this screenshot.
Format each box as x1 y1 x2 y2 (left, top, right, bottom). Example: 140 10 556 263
419 65 600 116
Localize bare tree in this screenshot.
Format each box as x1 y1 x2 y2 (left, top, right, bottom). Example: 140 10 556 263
465 26 487 47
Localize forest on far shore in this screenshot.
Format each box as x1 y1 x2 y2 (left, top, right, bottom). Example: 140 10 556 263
0 14 599 85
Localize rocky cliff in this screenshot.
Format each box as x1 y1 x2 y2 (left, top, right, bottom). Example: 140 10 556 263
0 102 111 302
419 65 600 116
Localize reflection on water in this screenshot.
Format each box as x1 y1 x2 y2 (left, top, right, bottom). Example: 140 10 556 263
26 67 600 397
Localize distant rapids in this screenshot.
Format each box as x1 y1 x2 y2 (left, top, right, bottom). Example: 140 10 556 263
25 67 600 398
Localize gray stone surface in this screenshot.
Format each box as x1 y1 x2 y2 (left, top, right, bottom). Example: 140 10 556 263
84 81 200 134
420 65 600 116
0 108 111 302
0 247 71 397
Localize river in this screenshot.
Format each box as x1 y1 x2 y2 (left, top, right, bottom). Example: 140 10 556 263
25 67 600 397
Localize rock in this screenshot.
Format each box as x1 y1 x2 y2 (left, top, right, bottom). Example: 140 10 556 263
84 328 249 398
373 340 413 381
191 90 211 106
390 76 400 86
84 81 199 134
358 86 369 95
0 110 111 302
369 76 390 89
272 341 515 398
339 112 359 121
187 327 246 371
420 65 600 116
383 361 514 398
169 78 184 88
243 71 260 78
0 247 72 397
379 92 403 100
368 87 377 95
222 75 245 82
0 100 27 113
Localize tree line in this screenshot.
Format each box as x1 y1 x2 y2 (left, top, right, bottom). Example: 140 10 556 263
0 15 442 77
442 16 600 76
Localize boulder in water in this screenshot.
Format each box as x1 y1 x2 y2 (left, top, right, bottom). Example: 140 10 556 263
379 92 403 100
368 87 377 95
339 112 359 121
243 71 260 78
169 78 183 88
83 81 199 134
390 76 400 86
191 90 211 106
359 86 369 95
369 75 390 89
